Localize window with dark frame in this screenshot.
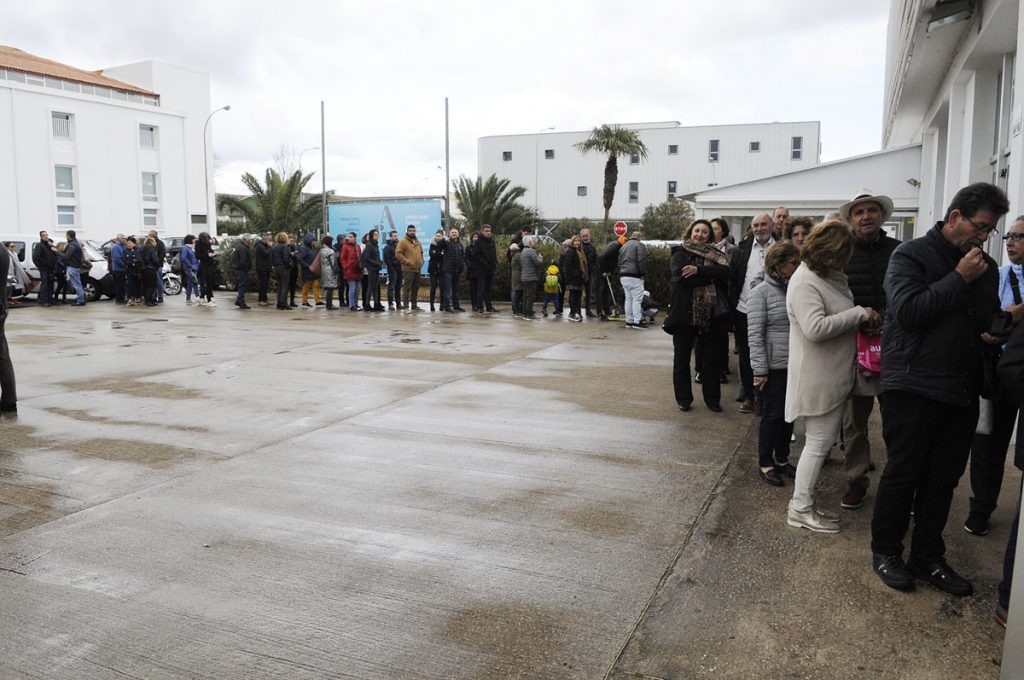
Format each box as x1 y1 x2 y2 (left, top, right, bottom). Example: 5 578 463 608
629 181 639 203
577 186 587 197
668 144 678 155
502 151 512 161
667 180 677 201
749 141 761 152
544 149 554 160
708 139 720 162
791 136 803 160
629 153 640 165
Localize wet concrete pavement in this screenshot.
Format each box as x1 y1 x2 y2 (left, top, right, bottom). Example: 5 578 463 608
0 296 1013 678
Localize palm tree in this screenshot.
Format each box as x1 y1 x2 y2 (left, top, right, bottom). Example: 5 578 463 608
453 174 544 233
217 168 325 236
574 125 649 225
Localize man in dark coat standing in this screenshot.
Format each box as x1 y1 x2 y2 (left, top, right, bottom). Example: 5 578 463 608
476 224 498 313
232 234 253 310
871 182 1009 597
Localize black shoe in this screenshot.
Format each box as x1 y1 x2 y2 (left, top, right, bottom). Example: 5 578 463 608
908 558 973 596
238 304 251 310
872 553 915 591
759 468 784 486
677 402 692 412
694 372 703 384
706 402 723 412
735 392 749 403
964 511 989 536
775 462 797 478
0 403 17 414
453 307 466 313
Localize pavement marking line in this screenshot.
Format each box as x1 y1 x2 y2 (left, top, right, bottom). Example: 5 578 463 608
603 416 758 680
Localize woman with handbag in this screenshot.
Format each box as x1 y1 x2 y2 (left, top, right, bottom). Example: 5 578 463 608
747 241 802 486
785 220 879 532
664 220 730 412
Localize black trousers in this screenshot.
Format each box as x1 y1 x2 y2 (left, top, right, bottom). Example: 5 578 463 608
672 325 721 406
199 261 216 301
757 369 793 468
733 311 754 399
275 265 291 308
595 274 613 316
584 274 594 314
568 288 582 317
968 386 1019 518
429 272 441 308
257 269 271 302
113 271 126 303
871 390 978 562
475 273 494 310
0 315 16 409
143 269 158 304
366 270 380 308
522 280 538 317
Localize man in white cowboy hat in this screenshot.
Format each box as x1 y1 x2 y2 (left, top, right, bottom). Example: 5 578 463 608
838 188 900 511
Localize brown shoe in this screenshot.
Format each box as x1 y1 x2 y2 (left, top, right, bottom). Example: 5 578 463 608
739 400 754 414
841 482 867 509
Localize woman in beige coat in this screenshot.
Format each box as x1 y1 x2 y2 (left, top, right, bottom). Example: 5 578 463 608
785 221 880 533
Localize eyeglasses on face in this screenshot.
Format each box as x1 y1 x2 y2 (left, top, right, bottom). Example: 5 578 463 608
964 216 999 235
1004 233 1024 242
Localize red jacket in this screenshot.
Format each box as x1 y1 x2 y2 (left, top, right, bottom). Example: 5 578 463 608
340 242 362 281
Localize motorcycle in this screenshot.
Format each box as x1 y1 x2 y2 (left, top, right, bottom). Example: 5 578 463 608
162 264 182 296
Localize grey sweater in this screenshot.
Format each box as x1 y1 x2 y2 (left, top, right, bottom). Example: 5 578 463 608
747 274 790 375
520 247 543 282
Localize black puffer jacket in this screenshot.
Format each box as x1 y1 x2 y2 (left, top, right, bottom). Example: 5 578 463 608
442 238 464 273
476 235 497 274
254 240 273 272
844 230 900 311
879 223 999 406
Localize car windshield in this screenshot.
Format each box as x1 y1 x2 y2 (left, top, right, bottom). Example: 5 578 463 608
82 243 104 261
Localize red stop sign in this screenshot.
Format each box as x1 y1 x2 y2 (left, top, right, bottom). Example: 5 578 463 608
613 221 628 237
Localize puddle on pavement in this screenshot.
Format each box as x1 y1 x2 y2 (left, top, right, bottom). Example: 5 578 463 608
0 478 63 538
43 407 210 434
445 605 574 676
59 372 203 400
70 438 221 469
559 506 638 537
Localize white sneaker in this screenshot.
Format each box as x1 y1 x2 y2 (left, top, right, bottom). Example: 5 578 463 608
197 300 207 306
207 300 217 307
787 506 840 533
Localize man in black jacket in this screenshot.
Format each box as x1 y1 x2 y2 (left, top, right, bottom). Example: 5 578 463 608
33 231 56 307
839 190 901 511
728 214 775 412
232 235 253 310
476 225 498 313
0 243 16 415
581 228 599 317
62 230 86 306
383 231 402 310
148 230 167 303
254 233 274 306
596 238 622 320
440 227 465 312
871 182 1009 596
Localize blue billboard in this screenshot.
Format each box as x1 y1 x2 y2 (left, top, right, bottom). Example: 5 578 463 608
328 198 443 275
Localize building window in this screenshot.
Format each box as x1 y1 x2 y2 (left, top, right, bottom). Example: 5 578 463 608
791 136 803 160
51 112 72 139
629 181 639 203
56 205 76 227
708 139 720 163
668 144 678 155
749 141 761 152
544 149 555 160
577 186 587 197
667 181 677 201
55 166 75 198
143 208 159 228
629 153 640 165
139 124 157 149
142 173 159 202
502 151 512 161
191 214 208 224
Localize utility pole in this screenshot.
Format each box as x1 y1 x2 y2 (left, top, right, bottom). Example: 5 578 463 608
321 101 327 238
444 97 451 231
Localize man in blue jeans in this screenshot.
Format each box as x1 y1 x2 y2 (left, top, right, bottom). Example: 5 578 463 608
62 230 86 306
440 227 465 312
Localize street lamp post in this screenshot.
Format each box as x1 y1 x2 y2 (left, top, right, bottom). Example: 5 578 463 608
203 104 231 234
534 126 555 212
299 146 320 172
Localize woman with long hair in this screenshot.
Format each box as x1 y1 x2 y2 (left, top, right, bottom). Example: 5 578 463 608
748 241 802 486
785 220 879 532
562 235 589 321
195 231 217 306
665 220 730 412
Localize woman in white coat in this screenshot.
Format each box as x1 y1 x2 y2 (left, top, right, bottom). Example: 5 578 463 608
785 221 880 532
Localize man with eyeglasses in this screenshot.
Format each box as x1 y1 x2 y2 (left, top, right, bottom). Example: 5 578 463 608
838 190 900 512
871 182 1009 597
962 216 1024 542
729 213 775 413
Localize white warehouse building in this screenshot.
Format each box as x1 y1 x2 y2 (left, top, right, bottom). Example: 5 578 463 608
0 45 216 240
477 121 821 222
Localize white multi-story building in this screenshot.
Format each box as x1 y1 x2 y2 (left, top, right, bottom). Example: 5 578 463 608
884 0 1024 247
478 121 820 221
0 45 215 239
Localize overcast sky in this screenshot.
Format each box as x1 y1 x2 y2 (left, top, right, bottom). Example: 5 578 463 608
4 0 891 201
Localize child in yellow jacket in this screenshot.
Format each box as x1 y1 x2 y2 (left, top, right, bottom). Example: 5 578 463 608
542 264 560 317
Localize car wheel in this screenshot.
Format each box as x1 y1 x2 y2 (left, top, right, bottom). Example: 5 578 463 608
84 278 101 302
164 277 182 296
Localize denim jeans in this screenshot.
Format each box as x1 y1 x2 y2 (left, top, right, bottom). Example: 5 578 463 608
67 267 85 304
235 270 250 305
184 271 200 300
442 270 461 310
620 275 643 324
347 279 359 309
156 269 165 302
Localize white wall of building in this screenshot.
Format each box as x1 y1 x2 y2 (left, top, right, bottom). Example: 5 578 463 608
478 121 820 221
0 59 211 241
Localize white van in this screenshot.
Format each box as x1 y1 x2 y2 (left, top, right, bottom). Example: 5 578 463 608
0 233 114 301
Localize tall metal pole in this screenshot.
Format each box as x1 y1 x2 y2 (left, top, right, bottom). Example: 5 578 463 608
321 101 327 238
444 97 451 231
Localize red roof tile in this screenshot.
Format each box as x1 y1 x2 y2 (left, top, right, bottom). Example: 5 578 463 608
0 45 156 96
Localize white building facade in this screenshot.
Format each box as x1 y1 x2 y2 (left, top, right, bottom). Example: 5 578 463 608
0 46 214 240
478 121 820 222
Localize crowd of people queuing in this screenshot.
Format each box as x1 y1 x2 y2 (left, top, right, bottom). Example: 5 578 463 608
3 184 1022 629
663 182 1019 628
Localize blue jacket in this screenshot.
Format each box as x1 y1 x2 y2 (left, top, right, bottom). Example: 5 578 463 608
179 244 199 276
111 242 126 273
